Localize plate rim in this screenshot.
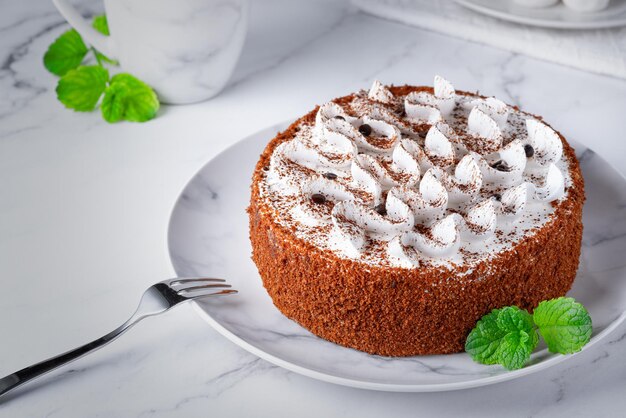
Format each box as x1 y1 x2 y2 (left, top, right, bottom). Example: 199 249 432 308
454 0 626 29
167 120 626 392
190 301 626 392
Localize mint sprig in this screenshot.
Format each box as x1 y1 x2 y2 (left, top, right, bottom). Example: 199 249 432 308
44 14 159 123
465 297 592 370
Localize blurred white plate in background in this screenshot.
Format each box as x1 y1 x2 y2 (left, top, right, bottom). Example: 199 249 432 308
455 0 626 29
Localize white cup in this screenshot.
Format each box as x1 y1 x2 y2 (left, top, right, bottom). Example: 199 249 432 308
52 0 249 104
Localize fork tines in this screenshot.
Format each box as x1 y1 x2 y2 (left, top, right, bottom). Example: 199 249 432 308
169 277 237 298
169 277 226 286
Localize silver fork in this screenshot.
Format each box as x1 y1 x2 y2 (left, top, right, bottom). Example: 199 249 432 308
0 277 237 398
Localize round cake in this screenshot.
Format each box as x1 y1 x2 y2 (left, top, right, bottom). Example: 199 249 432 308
248 76 584 356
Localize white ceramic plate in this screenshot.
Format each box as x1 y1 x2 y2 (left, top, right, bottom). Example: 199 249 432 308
455 0 626 29
168 121 626 392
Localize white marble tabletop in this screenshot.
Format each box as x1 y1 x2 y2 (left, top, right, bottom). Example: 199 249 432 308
1 0 625 416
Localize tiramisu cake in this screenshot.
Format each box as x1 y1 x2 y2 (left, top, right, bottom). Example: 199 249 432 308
248 76 584 356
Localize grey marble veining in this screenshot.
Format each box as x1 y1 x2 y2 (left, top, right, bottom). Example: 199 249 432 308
1 0 626 416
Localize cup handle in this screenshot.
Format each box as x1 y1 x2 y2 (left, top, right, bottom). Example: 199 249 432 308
52 0 118 60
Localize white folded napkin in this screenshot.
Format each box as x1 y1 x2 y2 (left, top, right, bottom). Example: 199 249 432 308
353 0 626 79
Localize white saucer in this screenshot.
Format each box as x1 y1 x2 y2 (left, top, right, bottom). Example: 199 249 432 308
167 121 626 392
455 0 626 29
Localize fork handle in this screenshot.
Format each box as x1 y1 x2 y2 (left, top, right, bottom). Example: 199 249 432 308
0 321 134 398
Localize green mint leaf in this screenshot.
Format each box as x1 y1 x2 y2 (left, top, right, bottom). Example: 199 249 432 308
465 309 506 365
91 15 118 65
100 82 126 122
533 297 592 354
496 330 537 370
56 65 109 112
466 306 538 370
497 306 535 333
92 15 110 35
495 307 538 370
101 73 159 123
43 29 88 76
